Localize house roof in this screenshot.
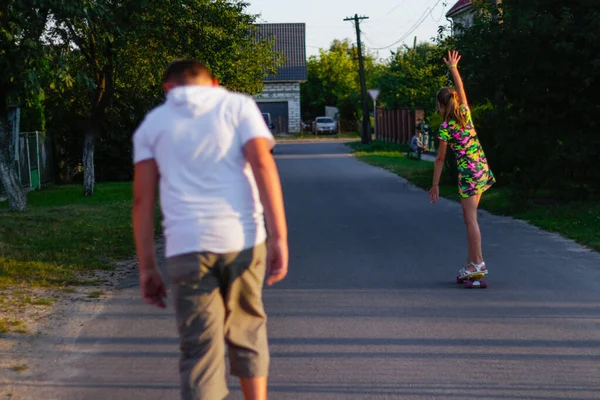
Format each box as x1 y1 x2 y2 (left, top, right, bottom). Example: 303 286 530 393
446 0 471 18
255 23 307 82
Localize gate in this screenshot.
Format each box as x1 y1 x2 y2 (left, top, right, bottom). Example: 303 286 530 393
375 107 424 144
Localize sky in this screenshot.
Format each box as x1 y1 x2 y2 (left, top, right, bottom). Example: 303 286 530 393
245 0 452 59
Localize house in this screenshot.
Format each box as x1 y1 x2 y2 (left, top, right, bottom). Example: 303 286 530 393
254 23 307 134
446 0 501 34
446 0 474 32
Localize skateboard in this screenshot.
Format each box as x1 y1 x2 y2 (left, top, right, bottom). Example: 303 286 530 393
456 272 488 289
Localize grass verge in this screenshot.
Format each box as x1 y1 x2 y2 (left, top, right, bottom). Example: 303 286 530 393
349 141 600 252
275 131 360 141
87 290 105 299
0 182 161 335
11 364 29 372
0 319 28 335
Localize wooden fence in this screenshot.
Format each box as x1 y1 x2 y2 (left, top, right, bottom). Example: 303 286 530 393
375 107 424 144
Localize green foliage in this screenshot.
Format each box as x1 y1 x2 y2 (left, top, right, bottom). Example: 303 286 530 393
6 0 280 184
373 42 448 112
301 39 448 136
0 1 49 117
301 39 378 124
453 0 600 198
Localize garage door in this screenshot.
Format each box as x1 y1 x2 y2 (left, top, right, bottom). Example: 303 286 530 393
257 102 288 134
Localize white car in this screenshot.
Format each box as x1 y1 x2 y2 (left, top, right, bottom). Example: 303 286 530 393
313 117 338 135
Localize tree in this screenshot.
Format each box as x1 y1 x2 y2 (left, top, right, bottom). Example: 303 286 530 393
373 42 447 113
47 0 148 196
0 1 51 212
48 0 278 196
302 39 377 126
454 0 600 198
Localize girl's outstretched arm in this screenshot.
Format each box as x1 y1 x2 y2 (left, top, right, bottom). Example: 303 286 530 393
444 50 468 106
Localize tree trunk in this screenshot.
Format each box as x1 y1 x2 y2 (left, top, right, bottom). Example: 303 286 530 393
0 117 27 212
83 60 114 197
82 129 95 197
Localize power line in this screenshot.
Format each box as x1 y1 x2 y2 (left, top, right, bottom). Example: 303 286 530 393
366 0 444 51
370 0 432 23
367 13 429 50
431 1 447 23
381 0 409 18
361 31 387 49
383 0 443 49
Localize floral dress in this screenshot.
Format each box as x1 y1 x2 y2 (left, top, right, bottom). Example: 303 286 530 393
438 104 495 198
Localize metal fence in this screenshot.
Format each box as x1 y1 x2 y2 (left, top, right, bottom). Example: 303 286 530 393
18 131 54 189
1 131 54 195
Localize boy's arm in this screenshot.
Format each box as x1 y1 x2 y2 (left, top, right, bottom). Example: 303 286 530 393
132 159 167 308
133 160 158 272
245 138 287 240
244 138 288 286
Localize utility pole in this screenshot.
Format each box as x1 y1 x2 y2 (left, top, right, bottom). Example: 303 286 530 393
344 14 371 144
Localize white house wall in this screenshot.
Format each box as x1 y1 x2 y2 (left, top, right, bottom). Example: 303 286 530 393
452 10 474 34
255 82 302 133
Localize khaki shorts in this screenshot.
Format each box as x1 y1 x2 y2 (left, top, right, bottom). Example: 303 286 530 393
166 243 269 400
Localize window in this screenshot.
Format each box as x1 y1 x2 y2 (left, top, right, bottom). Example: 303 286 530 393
316 117 334 123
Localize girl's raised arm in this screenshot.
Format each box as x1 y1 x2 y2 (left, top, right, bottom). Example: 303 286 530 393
444 50 468 106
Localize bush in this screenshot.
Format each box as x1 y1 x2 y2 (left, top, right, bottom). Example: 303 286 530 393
454 0 600 200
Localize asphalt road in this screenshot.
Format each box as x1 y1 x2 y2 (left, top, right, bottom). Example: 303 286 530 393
4 142 600 400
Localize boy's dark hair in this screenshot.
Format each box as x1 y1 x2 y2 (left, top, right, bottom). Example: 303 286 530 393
162 60 213 84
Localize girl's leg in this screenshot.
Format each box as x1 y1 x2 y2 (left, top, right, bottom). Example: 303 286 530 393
461 194 484 271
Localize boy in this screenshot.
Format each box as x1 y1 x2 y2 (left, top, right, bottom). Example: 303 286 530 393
411 131 427 159
132 60 288 400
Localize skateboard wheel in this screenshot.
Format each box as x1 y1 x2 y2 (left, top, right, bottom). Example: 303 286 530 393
464 280 474 288
480 280 488 289
456 276 462 284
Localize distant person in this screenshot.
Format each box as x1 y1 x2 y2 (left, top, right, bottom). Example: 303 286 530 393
410 131 427 158
132 59 288 400
429 50 495 279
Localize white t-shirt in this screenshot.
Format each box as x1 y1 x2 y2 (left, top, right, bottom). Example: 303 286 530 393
132 85 274 258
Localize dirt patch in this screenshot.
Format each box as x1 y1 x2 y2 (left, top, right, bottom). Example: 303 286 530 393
0 258 137 337
0 240 163 396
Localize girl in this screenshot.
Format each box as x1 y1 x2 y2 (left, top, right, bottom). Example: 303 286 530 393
429 50 495 279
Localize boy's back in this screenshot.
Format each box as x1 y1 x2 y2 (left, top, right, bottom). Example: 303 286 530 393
133 85 274 257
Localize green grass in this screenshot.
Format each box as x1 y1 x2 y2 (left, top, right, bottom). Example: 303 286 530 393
87 290 104 299
349 141 600 252
275 131 361 140
55 287 77 294
0 320 8 334
0 182 161 334
10 364 28 372
0 183 142 289
24 297 56 306
0 319 28 334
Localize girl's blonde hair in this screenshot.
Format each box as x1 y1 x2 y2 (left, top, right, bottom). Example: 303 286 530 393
437 87 468 128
